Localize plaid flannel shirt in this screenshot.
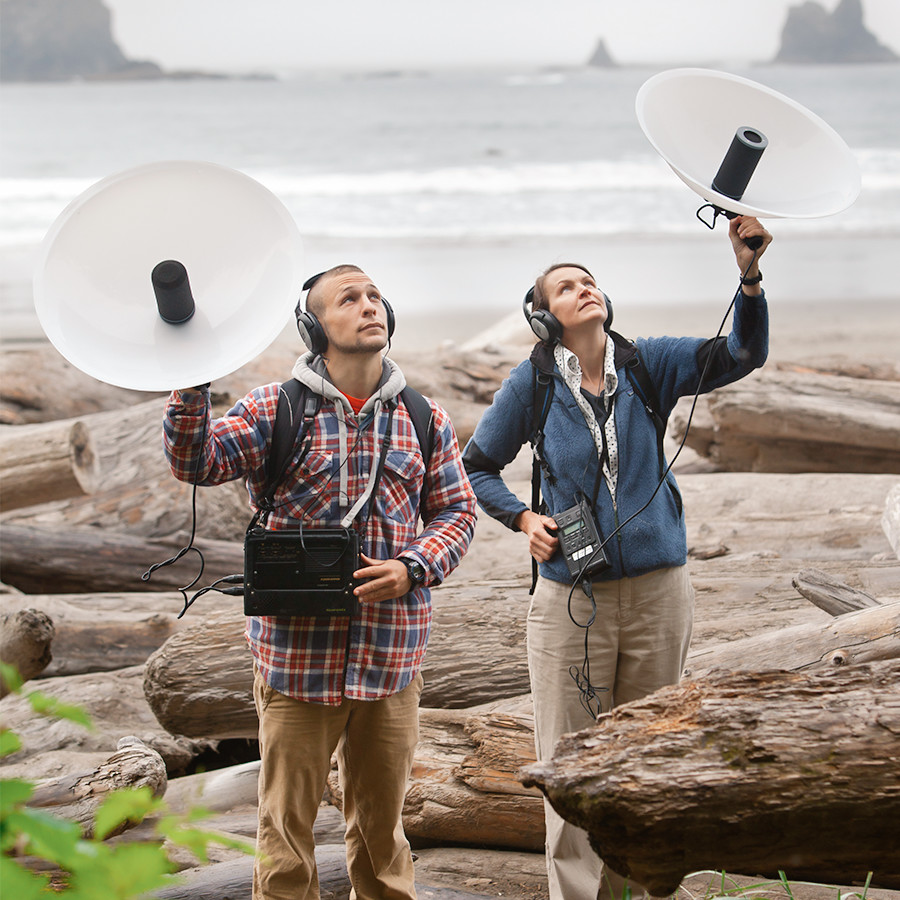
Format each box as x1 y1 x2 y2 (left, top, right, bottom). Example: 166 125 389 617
163 372 476 705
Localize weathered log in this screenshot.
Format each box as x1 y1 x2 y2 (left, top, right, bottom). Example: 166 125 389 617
143 611 255 741
792 567 883 616
0 524 243 594
2 470 250 542
411 847 548 898
146 849 510 900
3 397 248 539
327 696 545 853
1 592 191 678
27 736 167 838
683 598 900 679
0 345 158 426
0 419 99 511
143 581 532 740
0 664 214 780
883 482 900 559
670 366 900 473
0 606 54 695
521 659 900 894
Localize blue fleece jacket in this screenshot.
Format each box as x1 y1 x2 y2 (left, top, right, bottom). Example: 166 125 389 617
462 290 769 584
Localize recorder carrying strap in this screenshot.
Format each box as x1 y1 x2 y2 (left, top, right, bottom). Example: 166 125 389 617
261 378 436 519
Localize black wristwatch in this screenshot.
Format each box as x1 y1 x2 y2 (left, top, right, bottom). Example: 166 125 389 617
400 557 426 587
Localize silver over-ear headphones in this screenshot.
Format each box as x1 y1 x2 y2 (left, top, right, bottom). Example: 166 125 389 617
296 271 396 355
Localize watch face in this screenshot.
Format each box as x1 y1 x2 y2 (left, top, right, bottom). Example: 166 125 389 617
406 560 425 583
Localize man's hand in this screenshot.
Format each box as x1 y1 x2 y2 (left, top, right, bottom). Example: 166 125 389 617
514 510 559 563
353 554 411 604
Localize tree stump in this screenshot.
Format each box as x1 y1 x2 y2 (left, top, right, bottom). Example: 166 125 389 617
0 606 55 695
27 736 167 838
0 419 99 511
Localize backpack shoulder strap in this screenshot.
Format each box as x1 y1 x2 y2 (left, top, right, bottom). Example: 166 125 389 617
528 363 555 594
399 386 435 470
616 337 667 479
259 379 321 511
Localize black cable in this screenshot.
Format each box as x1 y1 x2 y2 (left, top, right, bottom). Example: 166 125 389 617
574 247 761 579
563 250 761 714
142 410 210 618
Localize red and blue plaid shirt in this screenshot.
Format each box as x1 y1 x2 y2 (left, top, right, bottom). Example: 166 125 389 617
163 376 476 705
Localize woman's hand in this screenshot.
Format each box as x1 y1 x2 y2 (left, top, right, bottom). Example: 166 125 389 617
729 216 772 293
515 510 559 562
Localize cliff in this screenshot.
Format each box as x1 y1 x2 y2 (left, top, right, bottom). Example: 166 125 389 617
775 0 899 64
0 0 162 82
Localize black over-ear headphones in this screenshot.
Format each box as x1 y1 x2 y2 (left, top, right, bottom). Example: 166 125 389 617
522 284 613 344
295 271 396 356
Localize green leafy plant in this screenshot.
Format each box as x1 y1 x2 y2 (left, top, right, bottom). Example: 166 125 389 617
0 661 254 897
671 868 874 900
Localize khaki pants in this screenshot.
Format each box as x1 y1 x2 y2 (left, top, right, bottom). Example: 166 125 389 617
252 668 423 900
527 566 694 900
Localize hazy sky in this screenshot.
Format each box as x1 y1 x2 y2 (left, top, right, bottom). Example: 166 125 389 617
106 0 900 73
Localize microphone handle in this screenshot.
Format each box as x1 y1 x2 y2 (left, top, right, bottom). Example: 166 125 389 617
744 235 763 251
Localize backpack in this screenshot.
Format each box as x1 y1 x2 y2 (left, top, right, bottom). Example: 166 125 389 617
258 378 435 514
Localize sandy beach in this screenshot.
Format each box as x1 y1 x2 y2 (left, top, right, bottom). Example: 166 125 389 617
4 228 899 366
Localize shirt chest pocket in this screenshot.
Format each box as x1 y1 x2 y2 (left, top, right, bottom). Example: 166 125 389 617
280 450 335 521
376 449 426 524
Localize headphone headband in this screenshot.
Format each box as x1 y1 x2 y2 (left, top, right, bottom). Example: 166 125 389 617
522 282 613 343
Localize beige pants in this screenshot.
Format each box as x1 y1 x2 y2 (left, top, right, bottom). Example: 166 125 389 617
252 668 423 900
527 566 694 900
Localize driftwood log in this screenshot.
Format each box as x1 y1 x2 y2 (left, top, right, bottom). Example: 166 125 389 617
0 419 99 511
0 346 157 426
521 658 900 894
327 697 545 853
26 736 167 838
140 584 899 742
791 567 885 616
0 592 191 678
146 850 515 900
670 365 900 473
0 606 55 695
142 582 531 740
0 664 214 781
683 598 900 679
0 525 244 594
3 472 894 595
1 473 250 544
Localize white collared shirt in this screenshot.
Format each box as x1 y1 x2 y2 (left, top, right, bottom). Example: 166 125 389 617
554 335 619 500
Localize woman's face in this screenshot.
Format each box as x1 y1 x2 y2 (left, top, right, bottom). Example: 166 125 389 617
543 266 608 336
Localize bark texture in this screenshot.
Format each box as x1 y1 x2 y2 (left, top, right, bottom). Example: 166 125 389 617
521 659 900 895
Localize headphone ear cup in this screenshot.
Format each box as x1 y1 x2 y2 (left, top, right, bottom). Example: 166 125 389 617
382 297 396 340
529 309 563 344
522 286 563 344
603 294 614 332
296 310 328 355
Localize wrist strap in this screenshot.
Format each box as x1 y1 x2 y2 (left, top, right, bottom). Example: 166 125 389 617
740 270 762 286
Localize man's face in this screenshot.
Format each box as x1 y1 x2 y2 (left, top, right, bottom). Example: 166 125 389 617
318 271 389 355
543 266 608 336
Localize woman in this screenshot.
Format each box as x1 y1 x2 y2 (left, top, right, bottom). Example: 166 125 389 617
462 216 772 900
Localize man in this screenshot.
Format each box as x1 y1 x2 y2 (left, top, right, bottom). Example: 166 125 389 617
163 264 477 900
462 218 772 900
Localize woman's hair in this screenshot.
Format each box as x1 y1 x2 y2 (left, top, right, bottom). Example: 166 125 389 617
532 262 595 311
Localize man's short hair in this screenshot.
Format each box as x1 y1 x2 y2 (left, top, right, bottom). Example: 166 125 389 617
302 264 365 319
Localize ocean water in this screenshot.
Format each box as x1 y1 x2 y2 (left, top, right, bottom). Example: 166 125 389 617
2 63 899 321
